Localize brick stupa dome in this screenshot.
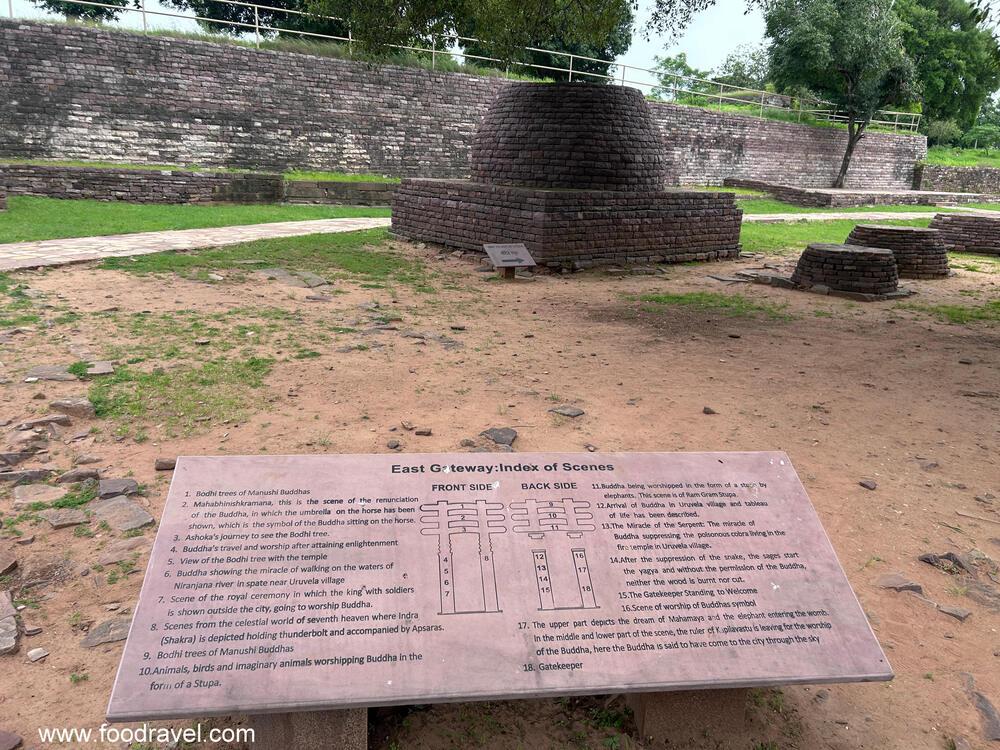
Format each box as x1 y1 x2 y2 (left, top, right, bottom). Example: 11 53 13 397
469 83 668 191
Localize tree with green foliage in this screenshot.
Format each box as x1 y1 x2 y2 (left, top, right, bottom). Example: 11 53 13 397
649 52 715 101
926 119 963 145
715 43 769 90
456 5 633 82
962 123 1000 151
31 0 136 21
161 0 349 39
766 0 918 187
895 0 999 131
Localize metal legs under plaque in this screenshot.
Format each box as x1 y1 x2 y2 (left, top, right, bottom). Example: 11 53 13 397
627 689 750 746
249 708 367 749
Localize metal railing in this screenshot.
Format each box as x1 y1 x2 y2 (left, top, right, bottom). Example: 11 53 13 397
7 0 922 133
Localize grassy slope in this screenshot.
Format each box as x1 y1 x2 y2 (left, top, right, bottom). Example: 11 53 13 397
0 197 389 243
737 199 951 215
925 146 1000 168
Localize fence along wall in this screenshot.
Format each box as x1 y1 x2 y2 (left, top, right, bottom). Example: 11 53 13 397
0 20 926 188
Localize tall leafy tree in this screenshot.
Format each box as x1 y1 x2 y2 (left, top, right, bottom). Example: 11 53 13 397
715 43 769 90
895 0 1000 130
162 0 349 39
766 0 918 187
31 0 136 21
457 5 633 83
649 52 715 100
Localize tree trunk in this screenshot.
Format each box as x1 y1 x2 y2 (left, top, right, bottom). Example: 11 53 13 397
834 119 867 189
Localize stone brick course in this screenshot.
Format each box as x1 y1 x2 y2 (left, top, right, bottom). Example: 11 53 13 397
724 178 993 207
845 224 949 279
928 213 1000 255
0 19 924 188
392 179 742 267
915 165 1000 193
284 181 395 206
470 84 667 190
791 243 899 295
0 163 282 203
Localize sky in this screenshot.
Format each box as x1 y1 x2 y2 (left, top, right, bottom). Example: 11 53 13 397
8 0 766 76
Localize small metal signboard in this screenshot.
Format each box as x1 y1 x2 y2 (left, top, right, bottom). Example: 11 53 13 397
484 243 536 279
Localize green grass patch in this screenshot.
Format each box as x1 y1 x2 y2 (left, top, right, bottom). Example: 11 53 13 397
88 357 274 435
738 198 950 215
925 146 1000 168
100 228 433 290
284 170 400 183
0 196 389 244
739 218 931 254
638 292 791 319
950 252 1000 274
897 299 1000 324
949 202 1000 210
0 272 40 328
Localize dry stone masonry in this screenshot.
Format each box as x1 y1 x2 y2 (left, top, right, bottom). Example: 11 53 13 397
845 225 950 279
792 244 900 296
929 213 1000 255
392 83 742 268
0 163 282 204
284 180 395 206
915 165 1000 194
0 19 924 187
723 179 993 207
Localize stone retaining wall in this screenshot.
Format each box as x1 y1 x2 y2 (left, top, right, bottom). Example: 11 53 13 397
0 19 925 189
0 163 283 203
915 165 1000 193
284 181 395 205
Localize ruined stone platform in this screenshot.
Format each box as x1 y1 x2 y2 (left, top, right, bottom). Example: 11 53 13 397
392 179 742 268
929 213 1000 255
845 224 950 278
724 178 1000 208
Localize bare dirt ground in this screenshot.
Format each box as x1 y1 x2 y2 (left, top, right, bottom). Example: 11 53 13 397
0 239 997 750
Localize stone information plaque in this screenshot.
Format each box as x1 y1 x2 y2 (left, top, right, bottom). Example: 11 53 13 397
108 452 891 720
483 242 536 268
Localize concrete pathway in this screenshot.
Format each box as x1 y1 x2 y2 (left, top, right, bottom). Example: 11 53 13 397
744 207 1000 223
0 217 392 271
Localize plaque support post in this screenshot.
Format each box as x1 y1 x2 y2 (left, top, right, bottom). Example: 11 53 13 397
626 689 750 746
248 708 367 749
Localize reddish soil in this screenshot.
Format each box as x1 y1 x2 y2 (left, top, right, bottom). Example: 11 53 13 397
0 243 997 749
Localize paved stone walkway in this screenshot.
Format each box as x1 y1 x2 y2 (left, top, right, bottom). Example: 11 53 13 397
0 217 392 271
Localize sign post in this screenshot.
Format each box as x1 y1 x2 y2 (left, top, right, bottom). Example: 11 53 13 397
108 452 891 745
483 243 536 280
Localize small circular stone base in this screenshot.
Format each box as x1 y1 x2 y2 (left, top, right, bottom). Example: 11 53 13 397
846 224 949 279
791 243 899 295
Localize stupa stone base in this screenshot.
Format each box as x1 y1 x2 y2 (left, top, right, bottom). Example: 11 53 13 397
792 243 899 295
845 224 950 278
391 179 743 268
929 213 1000 255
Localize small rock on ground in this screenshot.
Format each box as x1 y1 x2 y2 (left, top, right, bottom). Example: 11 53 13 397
0 551 16 576
92 496 154 532
26 647 48 662
24 364 77 382
73 454 101 466
49 398 96 419
154 457 176 471
98 536 151 566
39 508 87 529
480 427 517 447
0 616 16 656
0 729 23 750
938 604 972 622
414 428 432 436
98 478 139 498
549 405 585 418
877 573 922 593
16 414 71 430
56 467 100 484
0 591 16 619
80 616 132 647
85 361 115 376
13 484 66 509
387 439 401 450
859 479 878 490
703 406 718 415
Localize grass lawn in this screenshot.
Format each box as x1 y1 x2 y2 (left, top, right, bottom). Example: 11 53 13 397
283 170 400 183
925 146 1000 168
0 196 390 243
737 198 950 215
739 217 931 254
